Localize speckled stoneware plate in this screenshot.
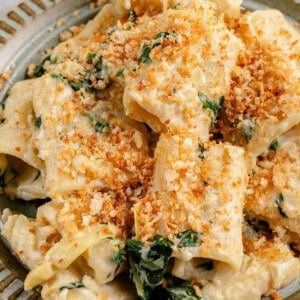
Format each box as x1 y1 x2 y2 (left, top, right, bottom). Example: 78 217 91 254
0 0 299 299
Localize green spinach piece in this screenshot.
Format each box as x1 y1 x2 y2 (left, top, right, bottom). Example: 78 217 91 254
51 73 66 82
139 46 157 65
87 52 97 64
155 32 172 39
34 55 57 77
198 93 223 125
112 246 123 265
139 31 175 65
112 245 124 274
82 112 110 133
35 116 42 128
275 193 288 218
125 236 173 300
95 56 104 72
176 230 199 248
166 284 201 300
95 121 109 133
59 280 85 291
198 144 205 160
116 69 125 78
269 139 280 151
129 10 137 23
68 80 83 91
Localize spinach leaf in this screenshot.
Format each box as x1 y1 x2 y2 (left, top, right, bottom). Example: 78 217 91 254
35 116 42 128
112 246 123 265
95 121 109 133
87 52 97 64
59 280 85 291
51 73 65 81
125 236 173 300
155 32 172 39
129 10 137 23
82 112 110 133
198 93 223 125
68 80 83 91
140 46 156 65
116 69 125 78
34 55 57 77
198 144 205 160
95 56 104 72
176 230 199 248
166 284 201 300
0 118 5 125
112 245 124 274
275 193 288 218
108 27 117 37
139 31 175 64
269 139 280 151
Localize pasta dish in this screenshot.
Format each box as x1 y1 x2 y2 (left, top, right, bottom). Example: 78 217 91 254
0 0 299 299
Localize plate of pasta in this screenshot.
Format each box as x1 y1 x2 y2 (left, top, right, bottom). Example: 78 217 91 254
0 0 299 299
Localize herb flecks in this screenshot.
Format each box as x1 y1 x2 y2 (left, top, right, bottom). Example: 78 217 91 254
139 31 176 65
68 80 82 91
275 193 288 218
166 283 201 300
112 246 123 265
116 69 125 78
87 52 97 64
139 46 156 65
125 236 173 299
108 27 117 37
269 139 280 151
51 54 108 94
129 10 137 23
51 73 65 81
34 55 58 78
59 280 85 291
176 230 199 248
95 121 109 133
82 112 110 134
198 93 223 125
35 116 42 128
198 144 205 160
112 245 124 274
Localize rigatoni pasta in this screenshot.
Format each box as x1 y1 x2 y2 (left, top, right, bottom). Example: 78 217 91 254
0 0 299 299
